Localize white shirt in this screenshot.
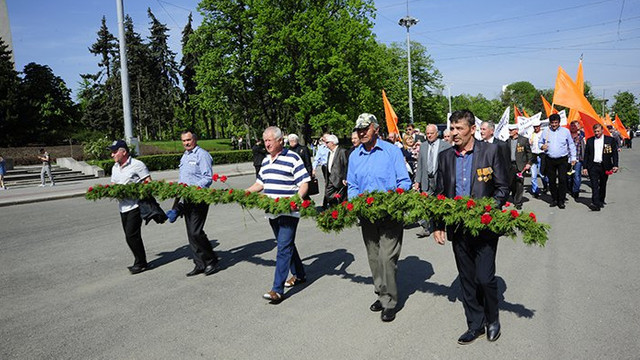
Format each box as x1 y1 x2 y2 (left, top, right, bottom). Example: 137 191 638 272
327 147 336 173
485 136 495 143
594 136 604 163
111 157 150 213
530 131 543 154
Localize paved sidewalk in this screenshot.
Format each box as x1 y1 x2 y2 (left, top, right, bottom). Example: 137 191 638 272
0 161 255 207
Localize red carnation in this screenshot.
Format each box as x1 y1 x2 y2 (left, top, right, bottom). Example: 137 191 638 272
346 203 354 211
466 199 476 209
212 173 219 181
505 201 511 207
481 213 492 225
396 188 404 194
502 209 507 213
290 201 298 211
220 175 228 183
421 192 428 197
197 186 202 190
437 194 446 200
168 182 174 185
529 212 537 222
274 197 279 203
228 189 233 194
88 187 94 192
454 195 463 201
358 193 364 197
510 210 519 218
485 205 492 212
387 190 393 193
331 210 339 219
605 170 614 176
334 193 342 199
366 197 375 205
302 200 311 209
245 191 251 196
105 184 110 188
341 200 348 206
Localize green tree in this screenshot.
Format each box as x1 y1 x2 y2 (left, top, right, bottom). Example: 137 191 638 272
0 37 21 145
612 91 639 129
451 94 504 122
501 81 538 116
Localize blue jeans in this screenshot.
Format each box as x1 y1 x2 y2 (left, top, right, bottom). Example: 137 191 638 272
530 155 548 194
567 161 582 194
269 216 305 294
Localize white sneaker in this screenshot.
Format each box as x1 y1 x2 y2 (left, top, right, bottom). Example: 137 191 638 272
50 183 55 187
39 184 46 187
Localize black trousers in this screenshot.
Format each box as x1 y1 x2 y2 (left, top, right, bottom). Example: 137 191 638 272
451 228 499 330
120 207 146 266
509 164 524 206
545 155 569 203
183 201 217 269
587 164 609 207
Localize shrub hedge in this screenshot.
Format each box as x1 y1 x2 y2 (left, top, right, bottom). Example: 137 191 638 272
88 150 252 176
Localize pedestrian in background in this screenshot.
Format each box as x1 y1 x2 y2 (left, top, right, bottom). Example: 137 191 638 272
0 154 6 190
38 148 55 187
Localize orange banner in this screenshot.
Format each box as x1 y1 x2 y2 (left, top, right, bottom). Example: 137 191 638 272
614 114 630 139
382 89 400 136
540 95 558 118
514 105 522 123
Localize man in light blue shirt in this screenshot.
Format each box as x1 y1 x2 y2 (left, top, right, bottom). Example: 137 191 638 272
169 130 219 276
347 113 411 323
311 134 329 177
538 113 576 208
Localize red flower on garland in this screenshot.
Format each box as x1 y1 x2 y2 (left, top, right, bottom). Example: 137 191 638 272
197 186 202 190
346 203 354 211
366 197 375 205
290 201 298 211
454 195 463 201
168 182 173 185
331 210 339 219
182 183 187 187
358 193 364 197
485 205 492 212
437 194 446 200
505 201 511 207
334 193 342 199
421 192 428 197
212 173 219 181
245 191 251 196
396 188 404 194
301 200 311 209
341 200 348 206
529 212 537 222
510 210 519 218
466 199 476 209
227 189 233 194
481 213 493 225
387 190 393 193
105 185 110 188
220 175 228 183
502 209 507 213
88 187 93 192
274 197 279 203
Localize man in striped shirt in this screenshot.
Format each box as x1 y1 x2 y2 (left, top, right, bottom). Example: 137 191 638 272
246 126 310 303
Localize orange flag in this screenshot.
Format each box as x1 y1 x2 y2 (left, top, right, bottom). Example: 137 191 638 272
552 66 608 139
603 113 614 127
382 90 400 136
514 105 522 123
540 95 558 118
523 109 530 118
614 114 630 139
567 60 584 123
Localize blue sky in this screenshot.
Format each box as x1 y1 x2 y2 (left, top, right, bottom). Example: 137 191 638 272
5 0 640 103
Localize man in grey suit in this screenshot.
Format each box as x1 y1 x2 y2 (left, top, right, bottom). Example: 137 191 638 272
413 124 451 237
322 134 348 208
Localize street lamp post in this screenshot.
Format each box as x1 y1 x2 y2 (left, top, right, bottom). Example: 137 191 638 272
398 15 418 124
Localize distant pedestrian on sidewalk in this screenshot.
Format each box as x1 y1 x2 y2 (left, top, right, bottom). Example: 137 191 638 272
0 154 6 189
109 140 152 274
38 148 55 187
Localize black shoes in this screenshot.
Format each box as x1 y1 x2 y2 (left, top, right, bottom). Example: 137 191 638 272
186 267 205 277
128 264 147 275
558 202 566 209
532 192 540 199
549 201 557 207
381 308 396 322
416 229 431 238
370 300 383 312
515 204 522 210
457 327 486 345
487 321 501 342
588 203 601 211
204 262 220 276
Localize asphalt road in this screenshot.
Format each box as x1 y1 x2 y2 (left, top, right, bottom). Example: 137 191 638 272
2 149 640 359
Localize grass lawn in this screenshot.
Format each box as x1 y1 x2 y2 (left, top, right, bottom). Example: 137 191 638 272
143 139 234 152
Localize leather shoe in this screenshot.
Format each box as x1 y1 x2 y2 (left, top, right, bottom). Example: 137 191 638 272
186 267 204 277
588 203 601 211
487 321 501 342
558 202 566 209
415 229 430 238
532 192 540 199
381 308 396 322
370 300 383 312
204 263 220 276
515 204 522 210
457 328 485 345
549 201 557 207
128 264 147 275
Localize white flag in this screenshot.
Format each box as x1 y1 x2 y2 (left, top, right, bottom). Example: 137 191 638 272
495 107 510 141
517 112 542 138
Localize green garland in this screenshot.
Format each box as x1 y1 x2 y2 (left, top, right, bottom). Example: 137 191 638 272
86 182 549 246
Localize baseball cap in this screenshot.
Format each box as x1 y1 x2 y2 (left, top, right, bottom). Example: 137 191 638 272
532 119 541 126
354 113 378 130
107 140 129 152
508 124 518 130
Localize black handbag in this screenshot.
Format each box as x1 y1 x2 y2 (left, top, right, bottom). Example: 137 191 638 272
307 176 320 196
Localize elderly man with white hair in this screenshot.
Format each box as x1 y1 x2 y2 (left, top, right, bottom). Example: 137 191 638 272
321 134 348 207
287 133 313 177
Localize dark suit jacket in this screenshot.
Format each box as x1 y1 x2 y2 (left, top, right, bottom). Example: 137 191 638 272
494 139 511 170
506 135 533 172
584 135 619 171
415 139 452 194
435 140 510 232
323 147 348 201
289 144 313 176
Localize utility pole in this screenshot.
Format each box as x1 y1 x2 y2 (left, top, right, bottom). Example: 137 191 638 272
398 1 418 124
116 0 137 153
447 84 452 115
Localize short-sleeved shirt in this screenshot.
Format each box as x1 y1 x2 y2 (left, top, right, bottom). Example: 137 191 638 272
257 149 310 218
111 157 150 213
179 146 213 188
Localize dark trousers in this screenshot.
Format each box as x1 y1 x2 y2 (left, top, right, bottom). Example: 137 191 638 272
183 201 217 269
451 229 499 330
120 207 146 266
509 164 524 206
545 155 569 204
587 164 609 207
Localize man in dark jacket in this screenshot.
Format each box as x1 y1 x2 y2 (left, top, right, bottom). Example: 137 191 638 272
321 134 348 207
287 134 313 177
506 124 533 209
252 139 268 178
434 110 509 345
583 123 619 211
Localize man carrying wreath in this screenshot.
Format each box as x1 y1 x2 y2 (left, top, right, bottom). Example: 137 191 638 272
347 113 411 322
434 110 509 344
246 126 310 304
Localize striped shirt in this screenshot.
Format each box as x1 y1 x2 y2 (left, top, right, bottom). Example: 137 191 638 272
257 149 310 218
